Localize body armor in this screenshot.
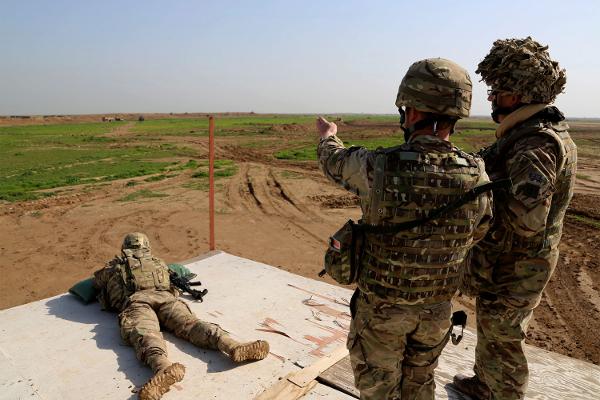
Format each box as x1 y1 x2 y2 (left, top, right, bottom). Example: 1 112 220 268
96 251 172 311
481 115 576 255
119 250 172 294
358 142 485 305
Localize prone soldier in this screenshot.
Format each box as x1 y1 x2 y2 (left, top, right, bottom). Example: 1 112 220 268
93 232 269 400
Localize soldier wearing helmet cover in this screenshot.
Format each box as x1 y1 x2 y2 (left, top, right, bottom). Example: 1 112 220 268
454 37 577 400
317 58 493 399
93 232 270 400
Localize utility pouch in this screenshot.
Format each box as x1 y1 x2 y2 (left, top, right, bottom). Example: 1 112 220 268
320 219 363 285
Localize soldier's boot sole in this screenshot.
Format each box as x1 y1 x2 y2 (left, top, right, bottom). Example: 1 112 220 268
230 340 270 363
139 362 186 400
452 374 491 400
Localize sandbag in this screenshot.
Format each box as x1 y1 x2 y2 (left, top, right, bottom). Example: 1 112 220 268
69 277 97 304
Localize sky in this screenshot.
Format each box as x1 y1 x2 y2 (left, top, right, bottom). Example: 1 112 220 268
1 0 599 117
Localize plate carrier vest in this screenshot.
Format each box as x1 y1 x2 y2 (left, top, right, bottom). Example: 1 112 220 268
118 249 172 295
358 143 485 305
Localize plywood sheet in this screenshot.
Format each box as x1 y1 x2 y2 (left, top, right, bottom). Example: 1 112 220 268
1 251 598 400
0 251 354 400
309 317 600 400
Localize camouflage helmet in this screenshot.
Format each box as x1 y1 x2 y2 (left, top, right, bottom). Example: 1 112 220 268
395 58 472 119
121 232 151 252
476 37 566 104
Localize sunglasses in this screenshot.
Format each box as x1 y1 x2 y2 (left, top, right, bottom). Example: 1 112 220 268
398 107 406 125
487 89 509 97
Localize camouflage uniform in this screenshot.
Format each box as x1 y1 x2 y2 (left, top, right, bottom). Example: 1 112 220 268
318 58 493 400
93 233 269 400
93 243 227 374
458 38 576 400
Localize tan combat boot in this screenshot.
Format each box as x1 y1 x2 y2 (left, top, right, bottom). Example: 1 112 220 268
453 374 491 400
217 335 270 363
138 362 185 400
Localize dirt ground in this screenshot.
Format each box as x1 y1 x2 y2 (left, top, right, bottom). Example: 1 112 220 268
1 118 599 367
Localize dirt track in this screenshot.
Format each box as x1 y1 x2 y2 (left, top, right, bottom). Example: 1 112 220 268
1 121 599 367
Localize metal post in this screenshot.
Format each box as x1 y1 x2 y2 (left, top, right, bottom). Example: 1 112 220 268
208 116 215 251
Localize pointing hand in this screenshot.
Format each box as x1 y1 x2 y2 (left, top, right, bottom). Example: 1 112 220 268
316 117 337 139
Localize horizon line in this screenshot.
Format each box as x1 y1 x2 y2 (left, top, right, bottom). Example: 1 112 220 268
1 112 599 121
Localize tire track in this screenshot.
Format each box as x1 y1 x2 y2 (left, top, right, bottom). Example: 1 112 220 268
223 162 327 246
267 169 312 216
227 163 303 218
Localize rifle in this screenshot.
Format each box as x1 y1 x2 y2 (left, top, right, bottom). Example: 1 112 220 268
169 270 208 302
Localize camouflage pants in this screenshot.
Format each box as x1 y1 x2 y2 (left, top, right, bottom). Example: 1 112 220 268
348 291 452 400
119 289 227 373
474 297 533 400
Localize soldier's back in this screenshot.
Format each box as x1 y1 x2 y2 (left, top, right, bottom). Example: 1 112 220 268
358 135 489 306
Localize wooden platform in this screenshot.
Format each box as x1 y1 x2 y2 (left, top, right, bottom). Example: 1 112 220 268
1 251 599 399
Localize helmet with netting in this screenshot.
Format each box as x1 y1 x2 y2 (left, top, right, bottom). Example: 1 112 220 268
476 36 566 104
395 58 472 118
121 232 151 253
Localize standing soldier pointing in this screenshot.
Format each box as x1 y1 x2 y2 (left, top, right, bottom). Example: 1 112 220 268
454 37 576 400
317 58 493 399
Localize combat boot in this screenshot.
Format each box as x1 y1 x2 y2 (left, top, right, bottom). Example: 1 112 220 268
217 335 270 362
138 362 185 400
453 374 491 400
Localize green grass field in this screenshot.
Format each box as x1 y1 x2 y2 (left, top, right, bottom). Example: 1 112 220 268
1 115 597 202
0 121 200 201
131 115 318 137
274 126 496 160
118 189 170 202
191 159 238 178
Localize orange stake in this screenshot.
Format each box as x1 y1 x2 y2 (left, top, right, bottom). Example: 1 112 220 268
208 116 215 251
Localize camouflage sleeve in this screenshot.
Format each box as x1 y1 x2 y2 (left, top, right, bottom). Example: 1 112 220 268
504 135 559 237
92 267 110 290
92 258 118 290
472 158 493 243
317 135 375 200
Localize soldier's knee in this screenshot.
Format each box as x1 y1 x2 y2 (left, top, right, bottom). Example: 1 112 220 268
404 330 450 365
194 320 222 335
120 318 161 343
480 323 528 344
353 364 399 400
401 361 437 385
348 335 402 398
